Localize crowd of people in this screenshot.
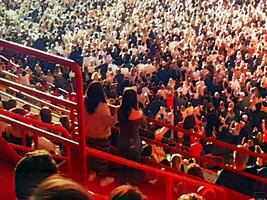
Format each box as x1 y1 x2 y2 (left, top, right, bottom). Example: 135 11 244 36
1 0 267 198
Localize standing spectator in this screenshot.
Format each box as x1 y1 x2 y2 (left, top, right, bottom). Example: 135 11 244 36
118 88 146 184
84 81 116 186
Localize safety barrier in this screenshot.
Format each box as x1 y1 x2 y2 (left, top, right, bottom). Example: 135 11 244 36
0 54 69 95
0 39 87 185
146 118 267 161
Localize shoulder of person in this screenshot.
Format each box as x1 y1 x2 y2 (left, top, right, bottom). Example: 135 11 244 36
129 109 143 120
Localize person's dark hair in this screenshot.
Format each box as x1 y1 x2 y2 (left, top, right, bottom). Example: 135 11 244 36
85 81 107 114
118 88 138 123
186 163 204 179
160 158 171 167
7 99 17 110
60 115 71 131
255 102 262 111
39 107 52 124
254 167 267 195
32 174 91 200
109 185 145 200
15 150 57 200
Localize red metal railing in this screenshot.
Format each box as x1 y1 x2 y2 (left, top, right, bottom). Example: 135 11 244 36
87 147 251 200
0 114 78 174
109 105 267 184
141 136 267 184
146 118 267 161
0 39 87 185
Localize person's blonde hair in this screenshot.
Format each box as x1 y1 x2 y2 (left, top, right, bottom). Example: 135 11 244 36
178 193 204 200
33 174 91 200
109 185 145 200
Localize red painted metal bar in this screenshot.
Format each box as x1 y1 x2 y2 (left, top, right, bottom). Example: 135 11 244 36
0 114 78 147
87 147 228 200
0 109 71 138
0 54 69 95
0 136 21 165
8 87 71 114
0 39 87 185
8 143 70 161
0 77 75 108
109 104 267 161
147 117 267 161
142 136 267 184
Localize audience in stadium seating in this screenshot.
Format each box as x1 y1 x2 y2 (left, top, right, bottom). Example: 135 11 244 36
31 174 91 200
0 0 267 197
15 150 57 200
109 185 145 200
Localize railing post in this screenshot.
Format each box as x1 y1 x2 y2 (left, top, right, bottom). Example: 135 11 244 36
166 176 173 200
69 92 77 137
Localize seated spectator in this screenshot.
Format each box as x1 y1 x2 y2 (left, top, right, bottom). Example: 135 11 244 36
171 154 183 171
186 163 204 180
109 185 145 200
15 150 57 200
31 174 91 200
37 107 56 152
189 139 203 157
59 115 71 133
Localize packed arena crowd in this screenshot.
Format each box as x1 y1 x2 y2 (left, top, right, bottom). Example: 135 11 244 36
1 0 267 199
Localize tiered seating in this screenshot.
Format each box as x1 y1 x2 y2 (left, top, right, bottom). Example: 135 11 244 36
0 39 266 200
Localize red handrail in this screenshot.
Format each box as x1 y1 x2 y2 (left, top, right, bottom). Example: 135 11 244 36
87 147 229 200
141 136 267 184
0 108 71 138
147 118 267 161
0 114 78 147
0 54 69 95
0 39 87 185
0 114 78 176
108 104 267 162
8 143 70 161
0 77 75 108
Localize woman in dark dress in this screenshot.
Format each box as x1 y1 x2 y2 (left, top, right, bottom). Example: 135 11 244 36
118 88 146 184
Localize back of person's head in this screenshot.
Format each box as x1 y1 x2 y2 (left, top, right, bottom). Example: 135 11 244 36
85 81 106 114
109 185 145 200
178 193 204 200
15 150 57 200
186 163 204 179
60 115 70 131
39 107 52 124
160 158 171 167
171 154 183 170
118 88 138 123
233 145 249 167
255 102 262 111
7 99 17 110
32 175 91 200
254 167 267 195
